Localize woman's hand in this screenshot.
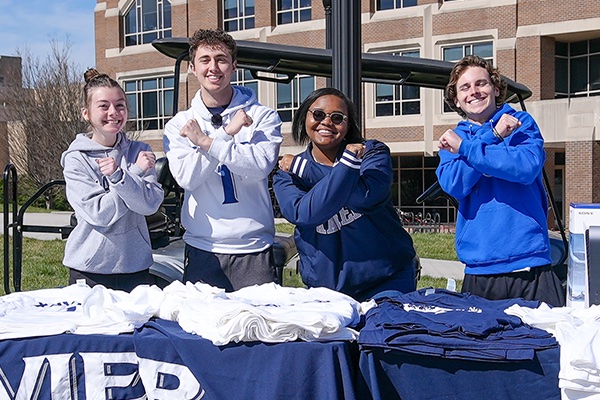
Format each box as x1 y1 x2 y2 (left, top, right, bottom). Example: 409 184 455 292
345 143 366 159
135 151 157 172
278 154 294 172
96 157 118 176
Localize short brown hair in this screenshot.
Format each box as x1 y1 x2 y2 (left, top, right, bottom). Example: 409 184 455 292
189 29 237 64
444 55 507 118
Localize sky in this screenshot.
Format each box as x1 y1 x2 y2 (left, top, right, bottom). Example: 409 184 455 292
0 0 97 68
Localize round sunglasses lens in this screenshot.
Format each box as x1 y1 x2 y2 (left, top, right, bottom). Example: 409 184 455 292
331 113 344 124
312 110 326 121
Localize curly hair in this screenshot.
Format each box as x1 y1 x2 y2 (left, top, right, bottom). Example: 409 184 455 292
444 55 507 118
291 87 362 146
189 29 237 64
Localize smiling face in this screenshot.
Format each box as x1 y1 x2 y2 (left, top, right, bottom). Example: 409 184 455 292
454 66 500 124
305 94 349 163
82 86 127 147
190 44 236 106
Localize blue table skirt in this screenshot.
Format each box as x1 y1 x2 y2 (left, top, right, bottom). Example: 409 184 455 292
356 345 561 400
0 319 359 400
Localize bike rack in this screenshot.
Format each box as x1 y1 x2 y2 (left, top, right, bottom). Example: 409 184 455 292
3 163 73 294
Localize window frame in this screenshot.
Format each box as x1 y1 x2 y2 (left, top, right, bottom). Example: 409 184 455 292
276 0 312 26
123 75 175 131
223 0 255 32
276 74 315 123
376 0 418 11
123 0 172 47
555 39 600 99
374 50 421 117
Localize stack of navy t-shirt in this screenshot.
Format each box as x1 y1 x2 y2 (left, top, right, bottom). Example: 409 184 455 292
359 288 558 361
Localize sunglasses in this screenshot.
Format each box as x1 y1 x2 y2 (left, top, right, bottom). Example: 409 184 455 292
308 109 347 125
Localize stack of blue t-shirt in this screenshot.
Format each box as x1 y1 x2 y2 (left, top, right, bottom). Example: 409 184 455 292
359 288 558 362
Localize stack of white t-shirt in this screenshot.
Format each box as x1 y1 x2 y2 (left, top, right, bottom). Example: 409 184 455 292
505 303 600 399
0 283 164 338
0 283 91 339
0 281 369 345
157 281 367 345
76 284 164 334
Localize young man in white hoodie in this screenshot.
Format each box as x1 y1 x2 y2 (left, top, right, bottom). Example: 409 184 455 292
163 29 283 292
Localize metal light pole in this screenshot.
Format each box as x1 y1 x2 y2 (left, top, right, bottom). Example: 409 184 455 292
329 0 362 124
322 0 332 87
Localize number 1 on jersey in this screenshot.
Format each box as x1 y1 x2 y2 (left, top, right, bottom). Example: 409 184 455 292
218 164 238 204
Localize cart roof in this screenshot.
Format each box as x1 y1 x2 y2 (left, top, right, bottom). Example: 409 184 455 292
152 37 531 103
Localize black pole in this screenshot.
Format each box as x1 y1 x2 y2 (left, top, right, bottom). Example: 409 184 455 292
330 0 362 125
323 0 332 87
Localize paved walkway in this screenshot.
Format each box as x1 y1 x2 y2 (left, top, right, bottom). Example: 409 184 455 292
420 257 464 281
2 211 73 240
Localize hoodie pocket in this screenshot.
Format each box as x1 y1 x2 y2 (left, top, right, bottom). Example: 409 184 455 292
456 201 548 265
84 227 151 270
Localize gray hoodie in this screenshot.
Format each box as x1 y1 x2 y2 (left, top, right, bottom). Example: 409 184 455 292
60 132 163 274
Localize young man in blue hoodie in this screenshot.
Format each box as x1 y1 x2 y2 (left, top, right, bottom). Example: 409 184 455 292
436 55 564 307
163 29 283 292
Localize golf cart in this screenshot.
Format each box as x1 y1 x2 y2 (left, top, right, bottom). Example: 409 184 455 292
2 38 567 294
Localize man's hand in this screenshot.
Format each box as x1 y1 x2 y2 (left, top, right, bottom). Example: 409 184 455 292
494 114 521 138
438 129 462 154
225 109 253 136
180 119 212 150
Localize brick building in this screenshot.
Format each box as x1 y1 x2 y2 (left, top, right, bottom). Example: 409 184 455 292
0 55 21 172
93 0 600 226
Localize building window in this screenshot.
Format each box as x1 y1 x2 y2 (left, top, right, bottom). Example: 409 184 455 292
124 76 174 131
276 75 314 123
555 39 600 98
277 0 311 25
223 0 255 32
375 50 420 117
376 0 418 10
442 41 493 112
124 0 172 47
393 155 455 224
231 69 259 96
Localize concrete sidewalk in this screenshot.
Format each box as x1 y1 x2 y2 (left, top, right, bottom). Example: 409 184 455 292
2 211 73 240
419 258 464 281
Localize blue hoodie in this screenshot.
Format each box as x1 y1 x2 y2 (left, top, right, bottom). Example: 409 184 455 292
436 103 551 275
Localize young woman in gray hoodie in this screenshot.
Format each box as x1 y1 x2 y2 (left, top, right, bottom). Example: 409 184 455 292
60 69 163 291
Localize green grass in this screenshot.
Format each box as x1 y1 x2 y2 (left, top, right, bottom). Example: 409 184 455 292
1 235 68 295
0 226 459 296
